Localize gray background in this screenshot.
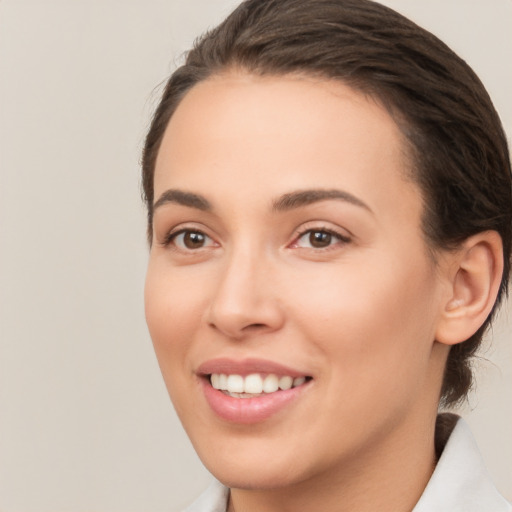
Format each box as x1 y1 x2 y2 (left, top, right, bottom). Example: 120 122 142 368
0 1 510 511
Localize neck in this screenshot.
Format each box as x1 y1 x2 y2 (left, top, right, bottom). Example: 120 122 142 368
228 410 439 512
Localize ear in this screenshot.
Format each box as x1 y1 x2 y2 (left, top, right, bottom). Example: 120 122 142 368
435 231 504 346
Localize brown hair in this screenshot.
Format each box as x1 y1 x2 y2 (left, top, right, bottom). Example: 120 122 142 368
142 0 512 407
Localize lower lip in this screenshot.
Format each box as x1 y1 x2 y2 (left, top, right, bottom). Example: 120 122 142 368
201 378 309 424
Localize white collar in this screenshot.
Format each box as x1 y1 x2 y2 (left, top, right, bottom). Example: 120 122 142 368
413 417 511 511
184 417 511 512
183 479 228 512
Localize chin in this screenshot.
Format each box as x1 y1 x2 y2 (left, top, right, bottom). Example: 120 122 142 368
194 435 325 492
207 462 306 491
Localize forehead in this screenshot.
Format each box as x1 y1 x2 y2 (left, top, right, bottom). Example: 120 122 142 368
154 72 420 222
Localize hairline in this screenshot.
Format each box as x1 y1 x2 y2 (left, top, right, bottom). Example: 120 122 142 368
147 66 443 266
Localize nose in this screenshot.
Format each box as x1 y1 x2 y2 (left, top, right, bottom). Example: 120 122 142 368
206 249 285 340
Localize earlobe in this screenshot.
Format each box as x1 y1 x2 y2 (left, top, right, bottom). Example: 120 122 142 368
435 231 503 346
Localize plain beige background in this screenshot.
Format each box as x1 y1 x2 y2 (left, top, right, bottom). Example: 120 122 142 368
0 1 510 511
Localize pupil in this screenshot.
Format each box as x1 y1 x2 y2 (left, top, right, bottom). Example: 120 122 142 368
184 231 205 249
310 231 331 248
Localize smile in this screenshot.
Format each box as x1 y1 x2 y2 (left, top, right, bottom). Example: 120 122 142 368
198 359 313 423
210 373 308 397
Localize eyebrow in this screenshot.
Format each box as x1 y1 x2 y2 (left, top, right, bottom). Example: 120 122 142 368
153 189 212 211
153 188 371 214
272 189 372 213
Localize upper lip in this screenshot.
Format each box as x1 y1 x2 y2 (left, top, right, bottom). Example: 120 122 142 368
197 358 311 378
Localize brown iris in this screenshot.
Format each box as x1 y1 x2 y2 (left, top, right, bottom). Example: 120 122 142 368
309 231 332 248
183 231 206 249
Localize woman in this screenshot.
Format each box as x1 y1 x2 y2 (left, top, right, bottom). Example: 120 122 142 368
142 0 512 510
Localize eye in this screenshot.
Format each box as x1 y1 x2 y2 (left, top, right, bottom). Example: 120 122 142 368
294 228 350 249
166 229 216 250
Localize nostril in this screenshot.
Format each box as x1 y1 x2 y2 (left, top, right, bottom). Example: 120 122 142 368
244 323 267 331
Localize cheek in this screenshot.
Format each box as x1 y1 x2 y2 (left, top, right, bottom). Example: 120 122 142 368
144 264 214 426
290 256 439 393
144 263 208 370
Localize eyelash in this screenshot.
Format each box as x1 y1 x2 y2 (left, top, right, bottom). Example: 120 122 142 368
161 225 351 252
291 226 351 250
162 228 216 250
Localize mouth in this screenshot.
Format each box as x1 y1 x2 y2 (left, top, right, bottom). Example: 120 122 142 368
197 358 313 424
209 373 311 398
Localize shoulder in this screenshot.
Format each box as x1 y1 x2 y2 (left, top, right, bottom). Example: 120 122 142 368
413 415 511 512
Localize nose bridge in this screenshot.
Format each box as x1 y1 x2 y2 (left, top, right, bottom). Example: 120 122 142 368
207 238 283 338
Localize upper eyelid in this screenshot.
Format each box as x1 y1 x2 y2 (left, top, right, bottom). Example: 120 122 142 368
158 221 353 246
292 228 350 247
162 220 211 234
292 221 353 240
296 227 350 239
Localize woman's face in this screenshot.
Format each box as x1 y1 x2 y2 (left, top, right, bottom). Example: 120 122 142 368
145 73 450 489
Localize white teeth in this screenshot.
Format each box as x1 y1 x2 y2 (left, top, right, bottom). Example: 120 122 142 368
211 373 221 389
262 374 279 393
279 375 293 390
209 373 308 395
244 373 263 394
226 374 244 393
293 376 306 387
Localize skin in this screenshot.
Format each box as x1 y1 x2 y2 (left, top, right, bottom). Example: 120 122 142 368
145 73 474 512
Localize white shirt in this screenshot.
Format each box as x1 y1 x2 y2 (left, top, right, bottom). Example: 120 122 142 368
183 417 511 512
